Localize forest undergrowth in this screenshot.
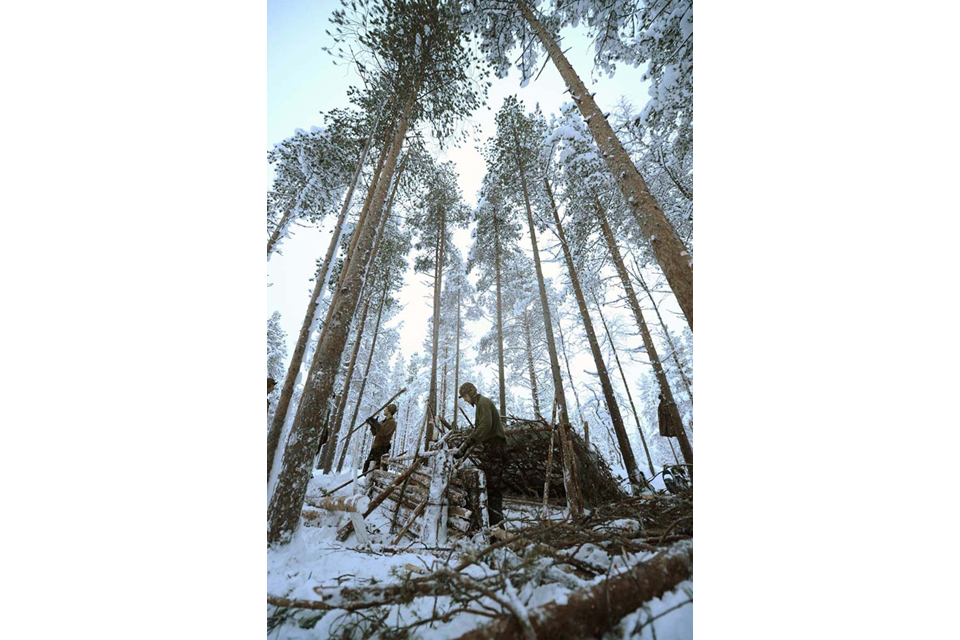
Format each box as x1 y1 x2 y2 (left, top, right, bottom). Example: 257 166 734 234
267 471 692 639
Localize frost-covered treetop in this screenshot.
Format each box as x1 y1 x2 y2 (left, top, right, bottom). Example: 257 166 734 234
268 126 353 226
326 0 489 145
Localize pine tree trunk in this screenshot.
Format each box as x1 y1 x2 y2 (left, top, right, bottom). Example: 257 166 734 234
318 172 398 473
336 275 390 473
545 177 646 487
512 125 582 517
267 91 415 544
425 207 446 445
323 150 407 471
593 291 657 477
322 166 402 471
493 214 507 416
523 310 542 419
332 126 395 299
320 289 373 472
267 120 381 479
518 0 693 329
594 199 693 469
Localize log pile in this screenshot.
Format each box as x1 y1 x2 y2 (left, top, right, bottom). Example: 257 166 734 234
370 465 473 540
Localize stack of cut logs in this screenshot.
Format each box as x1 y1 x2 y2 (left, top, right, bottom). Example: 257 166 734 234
369 462 475 541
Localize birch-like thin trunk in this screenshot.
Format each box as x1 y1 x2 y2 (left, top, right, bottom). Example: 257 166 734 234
545 177 646 486
267 121 381 478
511 124 582 516
594 199 693 469
518 0 693 329
267 90 415 544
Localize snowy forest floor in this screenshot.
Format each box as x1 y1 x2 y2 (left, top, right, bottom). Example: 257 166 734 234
267 470 693 639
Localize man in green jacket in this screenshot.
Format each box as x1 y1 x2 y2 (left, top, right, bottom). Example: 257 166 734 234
363 403 398 473
455 382 508 527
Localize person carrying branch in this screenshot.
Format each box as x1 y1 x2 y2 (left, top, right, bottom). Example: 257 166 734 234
363 403 398 473
454 382 508 528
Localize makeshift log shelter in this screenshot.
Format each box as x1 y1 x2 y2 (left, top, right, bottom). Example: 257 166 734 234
336 416 627 544
481 417 625 506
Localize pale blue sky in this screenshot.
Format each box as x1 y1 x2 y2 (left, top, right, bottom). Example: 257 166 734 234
268 0 353 148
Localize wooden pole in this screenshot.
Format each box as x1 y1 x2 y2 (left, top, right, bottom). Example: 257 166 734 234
541 425 556 519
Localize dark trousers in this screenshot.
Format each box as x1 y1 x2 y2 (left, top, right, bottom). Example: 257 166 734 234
363 445 391 473
477 438 507 526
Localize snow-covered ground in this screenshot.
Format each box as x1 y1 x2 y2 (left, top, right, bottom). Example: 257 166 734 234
267 470 692 639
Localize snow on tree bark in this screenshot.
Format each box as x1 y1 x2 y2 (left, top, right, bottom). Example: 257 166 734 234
420 449 451 547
